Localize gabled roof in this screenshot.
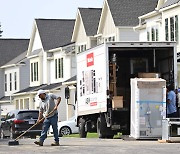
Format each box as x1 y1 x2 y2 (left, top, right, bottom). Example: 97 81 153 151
43 82 62 90
79 8 102 36
160 0 180 9
0 39 29 67
0 96 10 103
14 84 47 94
35 19 75 51
14 82 62 95
64 75 76 83
107 0 158 26
2 51 27 67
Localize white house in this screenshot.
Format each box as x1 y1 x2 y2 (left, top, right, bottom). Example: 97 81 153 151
72 8 102 53
13 19 76 121
96 0 159 45
134 0 180 86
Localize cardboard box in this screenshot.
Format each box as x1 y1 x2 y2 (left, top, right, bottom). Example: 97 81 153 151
138 73 161 78
112 96 123 108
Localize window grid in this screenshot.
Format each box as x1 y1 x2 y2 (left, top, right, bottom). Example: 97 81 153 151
165 18 169 41
14 72 17 90
170 17 174 41
10 73 12 91
5 74 7 91
175 15 178 42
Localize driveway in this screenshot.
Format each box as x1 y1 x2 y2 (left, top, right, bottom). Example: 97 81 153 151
0 137 180 154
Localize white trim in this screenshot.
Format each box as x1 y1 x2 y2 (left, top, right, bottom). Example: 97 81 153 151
133 24 147 31
138 10 159 19
159 3 179 12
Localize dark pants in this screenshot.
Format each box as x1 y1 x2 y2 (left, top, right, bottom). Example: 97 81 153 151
40 113 59 143
167 112 177 118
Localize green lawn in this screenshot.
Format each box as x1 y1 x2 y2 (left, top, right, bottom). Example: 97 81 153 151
63 132 122 139
63 133 98 138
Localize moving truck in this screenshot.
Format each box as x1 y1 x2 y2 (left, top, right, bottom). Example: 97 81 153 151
76 42 177 138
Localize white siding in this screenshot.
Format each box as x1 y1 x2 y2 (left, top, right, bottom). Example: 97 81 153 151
75 18 89 48
119 28 139 41
54 90 67 121
19 59 30 90
71 55 77 77
139 29 147 41
32 29 43 52
101 5 116 40
43 51 48 84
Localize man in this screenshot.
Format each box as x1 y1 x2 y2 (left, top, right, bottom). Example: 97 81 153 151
167 85 177 118
175 88 180 117
34 89 61 146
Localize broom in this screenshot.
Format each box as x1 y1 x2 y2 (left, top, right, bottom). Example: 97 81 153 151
8 108 56 146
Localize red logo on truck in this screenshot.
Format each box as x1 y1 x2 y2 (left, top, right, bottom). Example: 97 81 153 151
87 53 94 67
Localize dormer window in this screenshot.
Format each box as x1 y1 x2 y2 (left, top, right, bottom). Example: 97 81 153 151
55 58 63 79
165 15 178 43
104 36 115 43
5 74 7 91
77 44 86 53
10 73 12 91
31 62 38 82
14 72 17 90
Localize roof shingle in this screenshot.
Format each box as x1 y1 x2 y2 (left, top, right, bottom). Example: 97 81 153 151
160 0 180 9
35 19 75 51
0 39 29 67
79 8 102 36
107 0 158 26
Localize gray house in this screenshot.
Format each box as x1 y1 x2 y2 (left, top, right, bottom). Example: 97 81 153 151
0 39 29 117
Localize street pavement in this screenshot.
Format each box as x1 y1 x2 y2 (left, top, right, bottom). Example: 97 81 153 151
0 137 180 154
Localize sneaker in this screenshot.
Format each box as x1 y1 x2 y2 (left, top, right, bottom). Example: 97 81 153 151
51 142 59 146
34 141 43 146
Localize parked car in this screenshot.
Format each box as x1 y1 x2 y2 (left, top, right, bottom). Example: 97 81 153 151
50 116 79 136
0 109 43 139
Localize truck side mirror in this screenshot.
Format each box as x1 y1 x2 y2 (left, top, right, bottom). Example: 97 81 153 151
65 86 70 99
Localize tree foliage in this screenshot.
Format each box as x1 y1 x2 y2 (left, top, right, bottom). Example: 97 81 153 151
0 23 3 37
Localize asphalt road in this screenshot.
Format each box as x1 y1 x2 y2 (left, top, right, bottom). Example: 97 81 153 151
0 137 180 154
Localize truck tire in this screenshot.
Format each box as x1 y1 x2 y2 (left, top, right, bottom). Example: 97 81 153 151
97 114 107 138
79 118 87 138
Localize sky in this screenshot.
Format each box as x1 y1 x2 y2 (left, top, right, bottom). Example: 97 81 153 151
0 0 103 38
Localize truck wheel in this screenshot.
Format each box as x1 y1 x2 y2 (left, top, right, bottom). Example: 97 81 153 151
79 118 87 138
97 114 106 138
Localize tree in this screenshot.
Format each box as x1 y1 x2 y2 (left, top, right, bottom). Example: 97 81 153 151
0 23 3 37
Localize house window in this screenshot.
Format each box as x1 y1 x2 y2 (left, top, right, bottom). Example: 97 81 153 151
170 17 174 41
151 28 155 41
5 74 7 91
147 31 150 41
31 63 33 82
10 73 12 91
55 59 58 79
156 29 159 41
14 72 17 90
55 58 64 79
105 36 115 42
31 62 38 82
175 15 178 42
165 18 169 41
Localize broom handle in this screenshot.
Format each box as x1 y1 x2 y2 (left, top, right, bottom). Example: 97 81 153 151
15 109 56 141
